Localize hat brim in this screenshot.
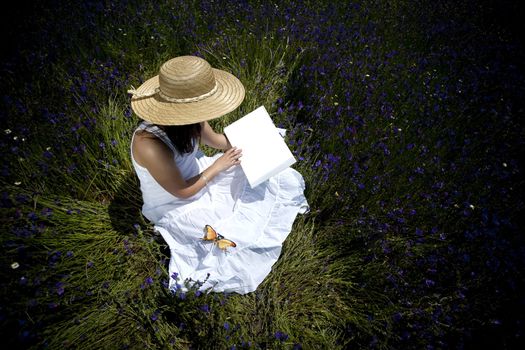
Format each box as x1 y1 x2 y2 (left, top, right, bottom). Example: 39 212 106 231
130 68 245 125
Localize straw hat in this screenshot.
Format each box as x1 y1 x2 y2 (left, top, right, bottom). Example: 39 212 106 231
127 56 245 125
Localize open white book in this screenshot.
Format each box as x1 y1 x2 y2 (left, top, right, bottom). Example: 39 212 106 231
224 105 296 188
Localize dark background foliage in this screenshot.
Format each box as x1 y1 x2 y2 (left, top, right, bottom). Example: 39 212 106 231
1 0 524 349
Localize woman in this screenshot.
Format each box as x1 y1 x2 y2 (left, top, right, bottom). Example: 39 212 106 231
128 55 309 294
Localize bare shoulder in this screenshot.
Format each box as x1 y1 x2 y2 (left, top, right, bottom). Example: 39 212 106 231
132 130 172 168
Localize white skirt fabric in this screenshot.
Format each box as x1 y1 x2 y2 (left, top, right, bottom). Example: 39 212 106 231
131 121 309 294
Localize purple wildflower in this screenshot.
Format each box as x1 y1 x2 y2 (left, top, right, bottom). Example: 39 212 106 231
43 150 53 159
274 331 289 342
41 207 53 217
393 312 402 322
56 282 65 296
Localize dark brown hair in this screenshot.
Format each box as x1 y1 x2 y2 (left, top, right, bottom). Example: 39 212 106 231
141 121 202 154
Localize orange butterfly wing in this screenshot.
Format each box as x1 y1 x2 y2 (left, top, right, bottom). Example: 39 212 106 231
202 225 235 250
203 225 218 241
217 239 236 250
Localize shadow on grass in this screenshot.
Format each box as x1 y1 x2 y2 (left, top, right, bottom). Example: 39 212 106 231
106 172 171 256
107 173 145 232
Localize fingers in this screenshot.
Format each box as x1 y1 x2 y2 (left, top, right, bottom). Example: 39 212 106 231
217 147 242 171
227 146 242 155
227 147 242 161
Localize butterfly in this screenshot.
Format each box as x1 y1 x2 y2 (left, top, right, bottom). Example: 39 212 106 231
202 225 237 251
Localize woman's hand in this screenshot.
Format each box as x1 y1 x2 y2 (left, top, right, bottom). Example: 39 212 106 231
212 147 242 172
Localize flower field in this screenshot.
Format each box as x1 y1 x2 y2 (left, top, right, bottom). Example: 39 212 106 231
1 0 524 349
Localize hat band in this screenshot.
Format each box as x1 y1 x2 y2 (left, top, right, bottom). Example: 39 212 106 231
127 82 218 103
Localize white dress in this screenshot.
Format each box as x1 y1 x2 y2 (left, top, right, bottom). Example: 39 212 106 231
130 120 309 294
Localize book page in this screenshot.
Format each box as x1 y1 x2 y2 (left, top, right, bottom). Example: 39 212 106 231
224 106 296 188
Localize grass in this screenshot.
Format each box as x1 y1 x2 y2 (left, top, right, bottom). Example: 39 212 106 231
1 0 524 349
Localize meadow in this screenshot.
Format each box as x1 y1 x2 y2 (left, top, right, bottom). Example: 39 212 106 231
1 0 524 349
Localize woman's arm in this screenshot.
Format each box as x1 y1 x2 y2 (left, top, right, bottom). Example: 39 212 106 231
200 121 232 150
138 137 241 199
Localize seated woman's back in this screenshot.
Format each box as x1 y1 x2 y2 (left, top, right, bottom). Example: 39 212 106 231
132 130 165 168
132 130 190 198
